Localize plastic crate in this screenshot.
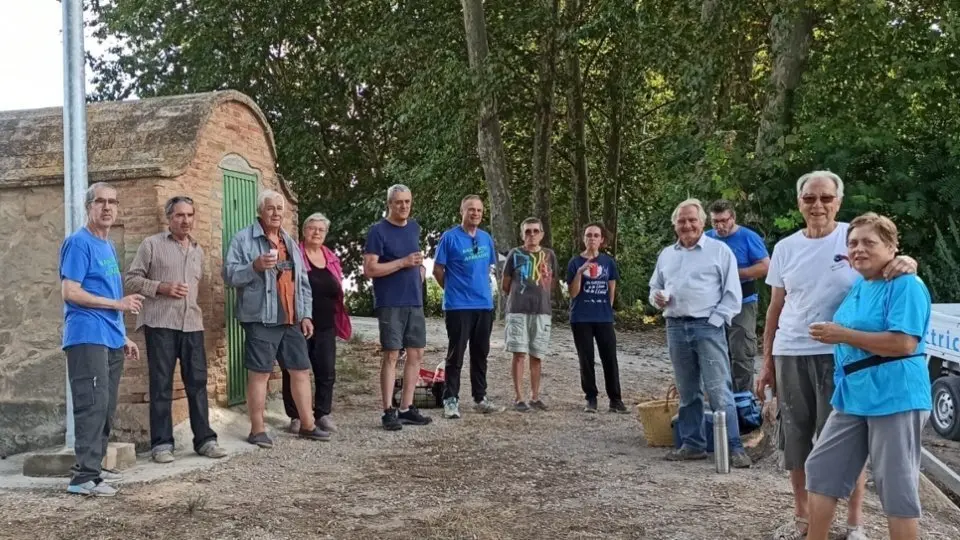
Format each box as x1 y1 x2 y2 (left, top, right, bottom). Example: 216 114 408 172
390 348 445 409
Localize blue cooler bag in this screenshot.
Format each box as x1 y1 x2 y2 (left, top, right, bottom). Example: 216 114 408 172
734 391 763 434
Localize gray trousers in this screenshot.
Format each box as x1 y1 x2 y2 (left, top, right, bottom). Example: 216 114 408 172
726 302 758 394
66 344 124 485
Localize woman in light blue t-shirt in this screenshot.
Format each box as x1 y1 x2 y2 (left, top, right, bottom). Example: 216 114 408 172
805 213 932 540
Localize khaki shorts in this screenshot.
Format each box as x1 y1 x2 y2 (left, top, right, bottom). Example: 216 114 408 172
505 313 551 358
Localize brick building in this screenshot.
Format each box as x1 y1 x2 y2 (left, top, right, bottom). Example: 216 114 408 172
0 90 298 455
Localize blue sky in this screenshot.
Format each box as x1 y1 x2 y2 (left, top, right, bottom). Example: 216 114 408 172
0 2 101 111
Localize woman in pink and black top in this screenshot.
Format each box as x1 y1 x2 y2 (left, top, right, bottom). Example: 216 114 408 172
282 212 352 435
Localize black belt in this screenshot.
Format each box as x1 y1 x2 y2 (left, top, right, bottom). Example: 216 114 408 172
842 354 919 376
740 279 756 298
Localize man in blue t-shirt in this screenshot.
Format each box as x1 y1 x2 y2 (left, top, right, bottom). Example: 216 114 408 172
433 195 503 419
363 184 433 431
706 200 770 394
60 182 143 497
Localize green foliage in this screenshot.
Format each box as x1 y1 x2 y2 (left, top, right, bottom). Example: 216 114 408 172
86 0 960 307
924 216 960 303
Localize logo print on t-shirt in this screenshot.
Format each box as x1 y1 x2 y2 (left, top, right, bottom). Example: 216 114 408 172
514 250 553 293
832 253 851 270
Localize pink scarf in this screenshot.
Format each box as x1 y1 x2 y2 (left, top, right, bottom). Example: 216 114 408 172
299 242 352 340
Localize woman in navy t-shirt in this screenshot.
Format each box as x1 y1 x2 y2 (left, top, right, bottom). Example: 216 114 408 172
566 223 627 413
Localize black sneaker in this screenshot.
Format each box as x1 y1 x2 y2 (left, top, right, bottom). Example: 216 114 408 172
584 399 598 413
609 400 630 414
298 425 331 441
382 408 402 431
398 406 433 426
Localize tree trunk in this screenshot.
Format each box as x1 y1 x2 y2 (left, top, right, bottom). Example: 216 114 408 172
461 0 516 254
695 0 723 138
754 3 816 161
532 0 559 249
602 51 623 256
565 0 590 253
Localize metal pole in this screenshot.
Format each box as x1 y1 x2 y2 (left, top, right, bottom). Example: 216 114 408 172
62 0 89 450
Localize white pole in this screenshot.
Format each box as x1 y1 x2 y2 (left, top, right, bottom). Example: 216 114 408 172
62 0 89 450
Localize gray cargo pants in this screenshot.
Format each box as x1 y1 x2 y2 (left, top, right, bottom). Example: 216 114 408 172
66 344 124 485
726 302 758 394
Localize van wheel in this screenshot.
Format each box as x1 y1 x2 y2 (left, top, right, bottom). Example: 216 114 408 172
932 376 960 441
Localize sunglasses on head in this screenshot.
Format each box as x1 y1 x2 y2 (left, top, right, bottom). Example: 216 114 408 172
801 194 837 205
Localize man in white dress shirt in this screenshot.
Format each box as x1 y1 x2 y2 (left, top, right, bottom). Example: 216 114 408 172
649 198 751 468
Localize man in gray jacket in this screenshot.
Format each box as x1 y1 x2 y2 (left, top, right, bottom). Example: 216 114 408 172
223 189 329 447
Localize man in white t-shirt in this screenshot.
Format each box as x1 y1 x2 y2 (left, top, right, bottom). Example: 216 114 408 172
756 171 916 540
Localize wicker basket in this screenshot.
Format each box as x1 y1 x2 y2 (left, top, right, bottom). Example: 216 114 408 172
636 385 680 447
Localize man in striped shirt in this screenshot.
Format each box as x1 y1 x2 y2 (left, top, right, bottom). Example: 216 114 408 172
125 196 227 463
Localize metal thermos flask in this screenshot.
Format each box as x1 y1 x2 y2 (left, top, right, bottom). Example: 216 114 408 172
714 410 730 474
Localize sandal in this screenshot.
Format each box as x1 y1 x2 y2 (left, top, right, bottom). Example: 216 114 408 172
773 517 808 540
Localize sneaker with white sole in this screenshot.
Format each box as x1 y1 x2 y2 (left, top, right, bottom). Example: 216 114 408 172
198 440 228 459
99 469 123 483
443 397 461 419
152 449 175 464
474 398 504 414
67 479 117 497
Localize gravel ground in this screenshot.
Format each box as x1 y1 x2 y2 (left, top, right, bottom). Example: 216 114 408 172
1 317 959 539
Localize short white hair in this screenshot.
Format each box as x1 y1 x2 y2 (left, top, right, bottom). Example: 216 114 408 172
303 212 331 231
257 189 284 212
387 184 411 202
796 170 844 199
671 198 706 225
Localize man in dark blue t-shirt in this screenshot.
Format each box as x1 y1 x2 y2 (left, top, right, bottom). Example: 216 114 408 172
363 184 432 431
60 182 143 497
433 195 503 419
706 199 770 393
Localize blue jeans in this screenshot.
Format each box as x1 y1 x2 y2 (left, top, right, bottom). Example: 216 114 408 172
666 317 743 452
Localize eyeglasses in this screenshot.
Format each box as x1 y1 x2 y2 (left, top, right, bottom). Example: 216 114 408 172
471 237 479 254
584 233 602 238
800 194 837 205
523 229 542 236
93 197 120 207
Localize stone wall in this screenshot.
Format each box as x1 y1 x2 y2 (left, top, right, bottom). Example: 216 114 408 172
0 178 151 456
0 98 294 455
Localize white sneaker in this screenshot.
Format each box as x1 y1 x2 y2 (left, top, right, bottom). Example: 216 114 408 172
99 469 123 483
474 398 505 414
67 480 117 497
442 398 461 419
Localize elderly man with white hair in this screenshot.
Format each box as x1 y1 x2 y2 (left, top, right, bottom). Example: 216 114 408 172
757 171 917 540
649 198 752 468
224 189 330 447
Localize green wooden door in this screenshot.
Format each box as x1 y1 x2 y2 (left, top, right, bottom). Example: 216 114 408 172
222 171 258 405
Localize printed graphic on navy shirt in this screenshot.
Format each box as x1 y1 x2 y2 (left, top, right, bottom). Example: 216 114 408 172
566 253 619 323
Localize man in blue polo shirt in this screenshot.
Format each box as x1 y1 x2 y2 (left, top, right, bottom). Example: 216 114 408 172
706 199 770 394
433 195 503 419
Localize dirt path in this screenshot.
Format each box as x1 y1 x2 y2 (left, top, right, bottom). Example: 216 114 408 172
1 318 959 539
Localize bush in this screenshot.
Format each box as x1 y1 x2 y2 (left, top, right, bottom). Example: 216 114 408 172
923 216 960 303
